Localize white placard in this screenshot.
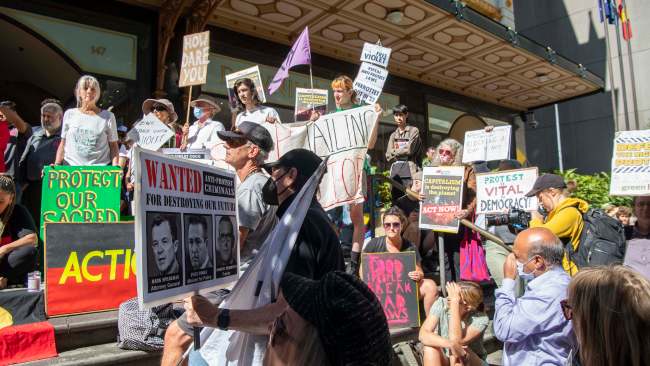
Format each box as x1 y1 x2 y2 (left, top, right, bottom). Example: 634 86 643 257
127 113 175 151
476 167 539 214
161 148 214 167
179 31 210 87
610 129 650 196
225 65 266 108
360 42 392 68
462 125 511 163
353 62 388 105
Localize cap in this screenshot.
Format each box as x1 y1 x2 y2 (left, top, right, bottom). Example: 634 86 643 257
117 125 128 133
525 173 567 197
261 149 322 178
217 121 274 153
190 94 221 113
142 98 178 123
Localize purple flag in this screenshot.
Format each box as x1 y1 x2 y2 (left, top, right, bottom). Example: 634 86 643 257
268 26 311 95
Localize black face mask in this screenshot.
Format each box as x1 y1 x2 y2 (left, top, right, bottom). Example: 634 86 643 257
262 170 291 206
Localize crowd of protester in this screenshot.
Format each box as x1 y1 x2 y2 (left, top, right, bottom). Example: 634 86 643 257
1 73 649 366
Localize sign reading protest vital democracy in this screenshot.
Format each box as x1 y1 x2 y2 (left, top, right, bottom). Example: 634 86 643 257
462 126 511 163
610 129 650 196
419 166 465 233
40 166 121 237
45 222 136 316
476 168 538 214
127 113 175 151
134 147 238 307
361 252 420 328
179 31 210 87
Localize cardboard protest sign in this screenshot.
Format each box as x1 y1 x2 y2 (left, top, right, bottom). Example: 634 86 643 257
419 166 465 233
44 222 136 316
610 129 650 195
225 66 266 109
476 168 538 214
353 62 388 105
294 88 327 122
161 148 213 166
134 147 238 307
462 126 511 163
179 31 210 87
127 113 175 151
40 166 121 237
360 42 391 68
361 252 419 328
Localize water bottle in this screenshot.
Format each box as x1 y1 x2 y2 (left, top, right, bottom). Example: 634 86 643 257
27 272 41 292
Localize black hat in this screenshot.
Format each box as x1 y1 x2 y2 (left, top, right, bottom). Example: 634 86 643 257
525 173 567 197
261 149 322 177
280 271 392 366
217 122 274 153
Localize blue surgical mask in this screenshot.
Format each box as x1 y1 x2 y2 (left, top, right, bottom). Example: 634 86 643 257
517 258 536 282
193 107 203 119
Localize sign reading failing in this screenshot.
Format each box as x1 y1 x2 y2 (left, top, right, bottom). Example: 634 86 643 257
476 168 539 214
419 166 465 233
179 31 210 87
134 147 238 308
361 252 420 328
610 129 650 196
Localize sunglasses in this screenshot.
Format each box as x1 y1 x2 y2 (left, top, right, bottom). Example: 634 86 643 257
226 137 249 149
438 149 453 156
152 105 168 112
560 299 572 320
383 222 401 230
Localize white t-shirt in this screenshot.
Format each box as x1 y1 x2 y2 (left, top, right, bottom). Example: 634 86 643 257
62 108 118 166
187 119 224 149
235 106 281 127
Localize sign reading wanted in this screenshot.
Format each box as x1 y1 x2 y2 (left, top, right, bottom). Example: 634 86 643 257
179 31 210 87
353 62 388 105
134 147 238 308
127 113 175 151
462 126 511 163
610 129 650 196
476 167 538 214
419 166 465 233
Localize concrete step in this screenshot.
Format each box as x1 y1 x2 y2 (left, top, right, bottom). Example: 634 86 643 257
49 310 119 352
19 342 160 366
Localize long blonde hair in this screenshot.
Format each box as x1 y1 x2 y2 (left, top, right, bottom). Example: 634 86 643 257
458 281 484 313
568 266 650 366
0 176 16 238
74 75 101 108
433 138 464 166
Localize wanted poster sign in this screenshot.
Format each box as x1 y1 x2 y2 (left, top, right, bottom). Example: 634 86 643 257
419 166 465 233
134 147 238 307
179 31 210 87
476 167 538 214
462 126 511 163
610 129 650 196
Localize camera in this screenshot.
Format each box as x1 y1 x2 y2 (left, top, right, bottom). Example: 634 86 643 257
486 207 531 230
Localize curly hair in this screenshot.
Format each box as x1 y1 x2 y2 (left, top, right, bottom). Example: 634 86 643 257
432 138 464 166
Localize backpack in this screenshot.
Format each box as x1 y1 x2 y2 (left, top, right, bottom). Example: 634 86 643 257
567 208 626 269
117 297 175 351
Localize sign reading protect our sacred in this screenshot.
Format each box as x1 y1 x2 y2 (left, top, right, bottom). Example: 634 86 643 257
134 147 238 308
40 166 121 237
179 31 210 87
610 129 650 195
127 113 175 151
45 222 136 316
419 166 465 233
361 252 420 328
462 126 511 163
476 168 539 214
225 65 266 109
295 88 327 122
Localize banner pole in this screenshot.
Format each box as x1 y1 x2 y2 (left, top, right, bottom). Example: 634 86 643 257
438 234 446 297
182 85 192 147
309 63 315 112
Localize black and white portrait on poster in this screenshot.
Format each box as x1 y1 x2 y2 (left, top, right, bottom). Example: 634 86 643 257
146 212 183 292
184 214 214 285
215 215 237 278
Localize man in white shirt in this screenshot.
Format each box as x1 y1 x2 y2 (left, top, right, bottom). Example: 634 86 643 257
182 95 225 150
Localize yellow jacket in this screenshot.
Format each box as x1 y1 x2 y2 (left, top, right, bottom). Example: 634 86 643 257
529 197 589 275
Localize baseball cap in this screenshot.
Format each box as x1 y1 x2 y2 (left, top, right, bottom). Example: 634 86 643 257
525 174 567 197
261 149 322 178
217 121 273 153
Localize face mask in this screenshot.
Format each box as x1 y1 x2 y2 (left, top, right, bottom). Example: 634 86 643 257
193 107 203 119
516 257 536 282
262 171 290 205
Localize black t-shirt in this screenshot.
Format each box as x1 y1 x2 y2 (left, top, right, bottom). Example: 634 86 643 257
0 204 36 246
278 195 345 280
5 126 33 179
363 236 422 263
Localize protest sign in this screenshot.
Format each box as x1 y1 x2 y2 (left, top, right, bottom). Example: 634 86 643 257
610 129 650 195
179 31 210 87
294 88 327 122
161 148 214 166
361 252 419 328
40 166 121 237
127 113 175 151
134 147 238 307
360 42 392 68
462 125 511 163
225 66 266 109
44 222 136 316
419 166 465 233
353 62 388 105
476 167 538 214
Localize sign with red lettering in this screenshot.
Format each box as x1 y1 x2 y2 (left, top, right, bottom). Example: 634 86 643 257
361 252 420 328
419 166 465 233
44 222 136 317
134 147 238 308
476 167 538 214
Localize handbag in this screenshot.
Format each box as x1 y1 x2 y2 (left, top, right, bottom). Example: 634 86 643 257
459 226 491 282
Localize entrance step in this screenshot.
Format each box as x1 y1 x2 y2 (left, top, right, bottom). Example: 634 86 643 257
19 342 160 366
